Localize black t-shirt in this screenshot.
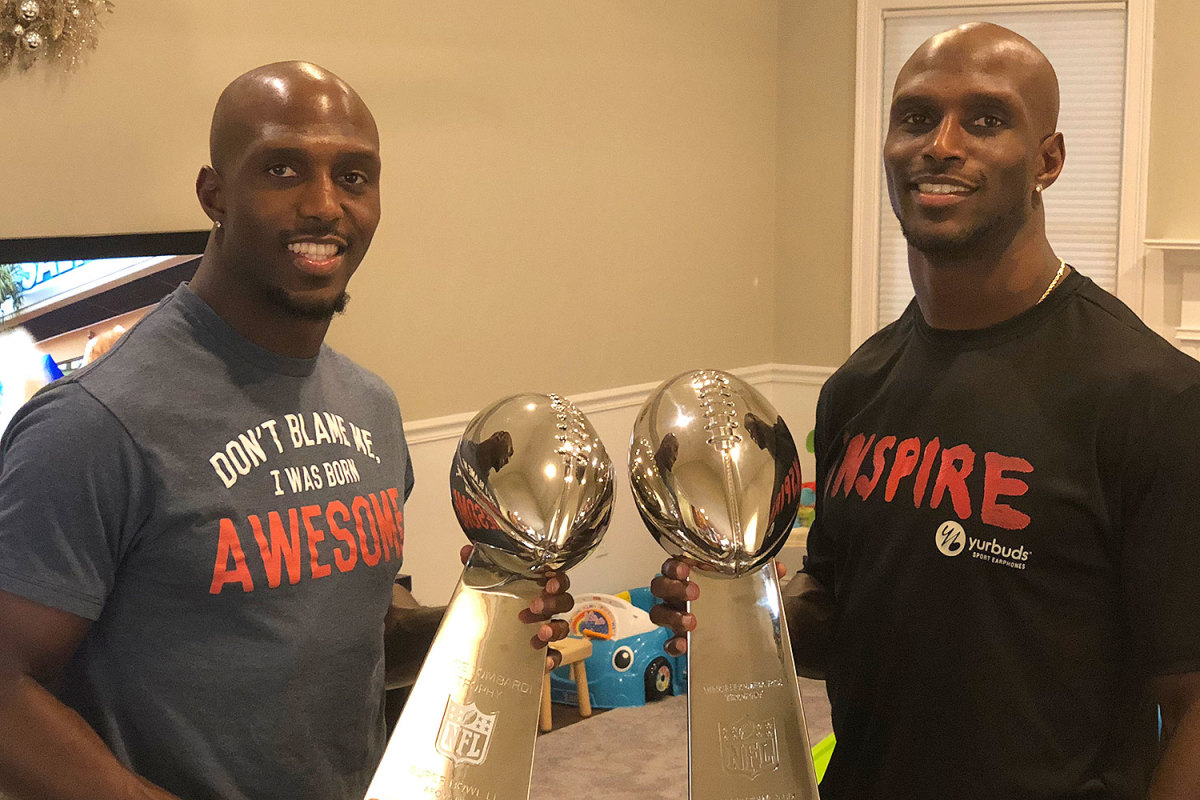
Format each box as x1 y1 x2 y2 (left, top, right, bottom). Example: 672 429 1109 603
805 271 1200 799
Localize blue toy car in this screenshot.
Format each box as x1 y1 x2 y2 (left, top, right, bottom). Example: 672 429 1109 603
548 587 688 709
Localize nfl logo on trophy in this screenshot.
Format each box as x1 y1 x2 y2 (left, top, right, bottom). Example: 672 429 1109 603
435 698 497 767
719 715 780 780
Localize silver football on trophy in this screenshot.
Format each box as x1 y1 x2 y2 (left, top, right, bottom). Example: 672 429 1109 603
450 392 614 576
629 369 803 577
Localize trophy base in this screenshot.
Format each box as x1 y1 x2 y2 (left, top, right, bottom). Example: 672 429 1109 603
688 562 820 799
364 553 546 800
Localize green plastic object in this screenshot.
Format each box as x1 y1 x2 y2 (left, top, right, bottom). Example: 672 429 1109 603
811 733 835 782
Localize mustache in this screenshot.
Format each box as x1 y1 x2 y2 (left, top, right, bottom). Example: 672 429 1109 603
282 224 345 240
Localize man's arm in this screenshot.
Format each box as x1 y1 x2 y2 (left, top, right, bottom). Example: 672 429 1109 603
780 571 834 680
1122 386 1200 796
383 585 446 689
0 590 180 800
1149 671 1200 798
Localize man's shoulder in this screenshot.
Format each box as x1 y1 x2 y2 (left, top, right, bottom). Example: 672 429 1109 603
74 291 203 386
822 305 917 395
57 292 259 441
1069 276 1200 389
20 376 104 414
1070 276 1158 341
3 378 129 458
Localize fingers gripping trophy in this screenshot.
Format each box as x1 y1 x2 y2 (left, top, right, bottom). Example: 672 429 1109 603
366 393 614 800
630 370 820 799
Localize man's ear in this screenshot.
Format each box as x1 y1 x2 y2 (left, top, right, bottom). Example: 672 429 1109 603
196 166 225 226
1035 132 1066 192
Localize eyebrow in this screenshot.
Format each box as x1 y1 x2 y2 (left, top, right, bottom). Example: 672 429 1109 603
891 89 1021 115
892 86 1022 107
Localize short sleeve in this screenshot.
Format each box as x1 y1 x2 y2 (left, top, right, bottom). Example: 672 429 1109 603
385 388 414 502
1121 382 1200 677
0 382 152 620
404 448 415 501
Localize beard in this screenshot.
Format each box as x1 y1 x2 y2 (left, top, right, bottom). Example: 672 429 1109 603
261 286 351 321
895 192 1027 257
899 216 992 254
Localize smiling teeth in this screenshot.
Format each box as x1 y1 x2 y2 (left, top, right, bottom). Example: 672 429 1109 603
288 242 339 258
918 183 970 195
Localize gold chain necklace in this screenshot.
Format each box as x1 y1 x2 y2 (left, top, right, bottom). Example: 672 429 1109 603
1037 258 1068 304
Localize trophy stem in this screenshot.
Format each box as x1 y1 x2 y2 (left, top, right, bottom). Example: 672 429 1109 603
364 552 546 800
687 562 821 799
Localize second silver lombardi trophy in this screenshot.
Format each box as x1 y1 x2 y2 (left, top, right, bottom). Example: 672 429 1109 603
629 369 820 799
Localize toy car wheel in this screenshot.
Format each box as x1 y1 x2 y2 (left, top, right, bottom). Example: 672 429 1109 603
644 657 673 701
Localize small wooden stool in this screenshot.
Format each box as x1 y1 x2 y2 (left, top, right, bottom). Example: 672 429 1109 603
539 636 593 732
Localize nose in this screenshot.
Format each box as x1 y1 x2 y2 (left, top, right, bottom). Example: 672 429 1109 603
297 173 341 222
924 115 965 162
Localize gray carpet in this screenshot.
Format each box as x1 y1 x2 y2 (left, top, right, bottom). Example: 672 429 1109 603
530 678 831 799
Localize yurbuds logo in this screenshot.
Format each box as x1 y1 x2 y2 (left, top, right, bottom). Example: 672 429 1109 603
936 520 1031 570
936 521 966 556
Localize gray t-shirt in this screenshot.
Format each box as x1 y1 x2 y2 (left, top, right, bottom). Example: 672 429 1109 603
0 284 415 800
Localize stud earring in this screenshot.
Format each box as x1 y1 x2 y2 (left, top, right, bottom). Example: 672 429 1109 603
1034 185 1043 194
214 220 223 229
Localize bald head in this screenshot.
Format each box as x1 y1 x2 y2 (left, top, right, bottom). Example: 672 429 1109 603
897 23 1059 137
209 61 379 174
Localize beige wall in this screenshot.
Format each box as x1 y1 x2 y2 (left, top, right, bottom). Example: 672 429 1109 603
0 1 779 421
4 0 1195 418
1147 0 1200 240
775 0 857 368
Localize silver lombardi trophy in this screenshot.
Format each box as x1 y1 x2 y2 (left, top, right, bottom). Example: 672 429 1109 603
629 369 819 799
365 393 614 800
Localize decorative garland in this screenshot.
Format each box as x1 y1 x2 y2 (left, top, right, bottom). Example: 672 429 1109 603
0 0 114 76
